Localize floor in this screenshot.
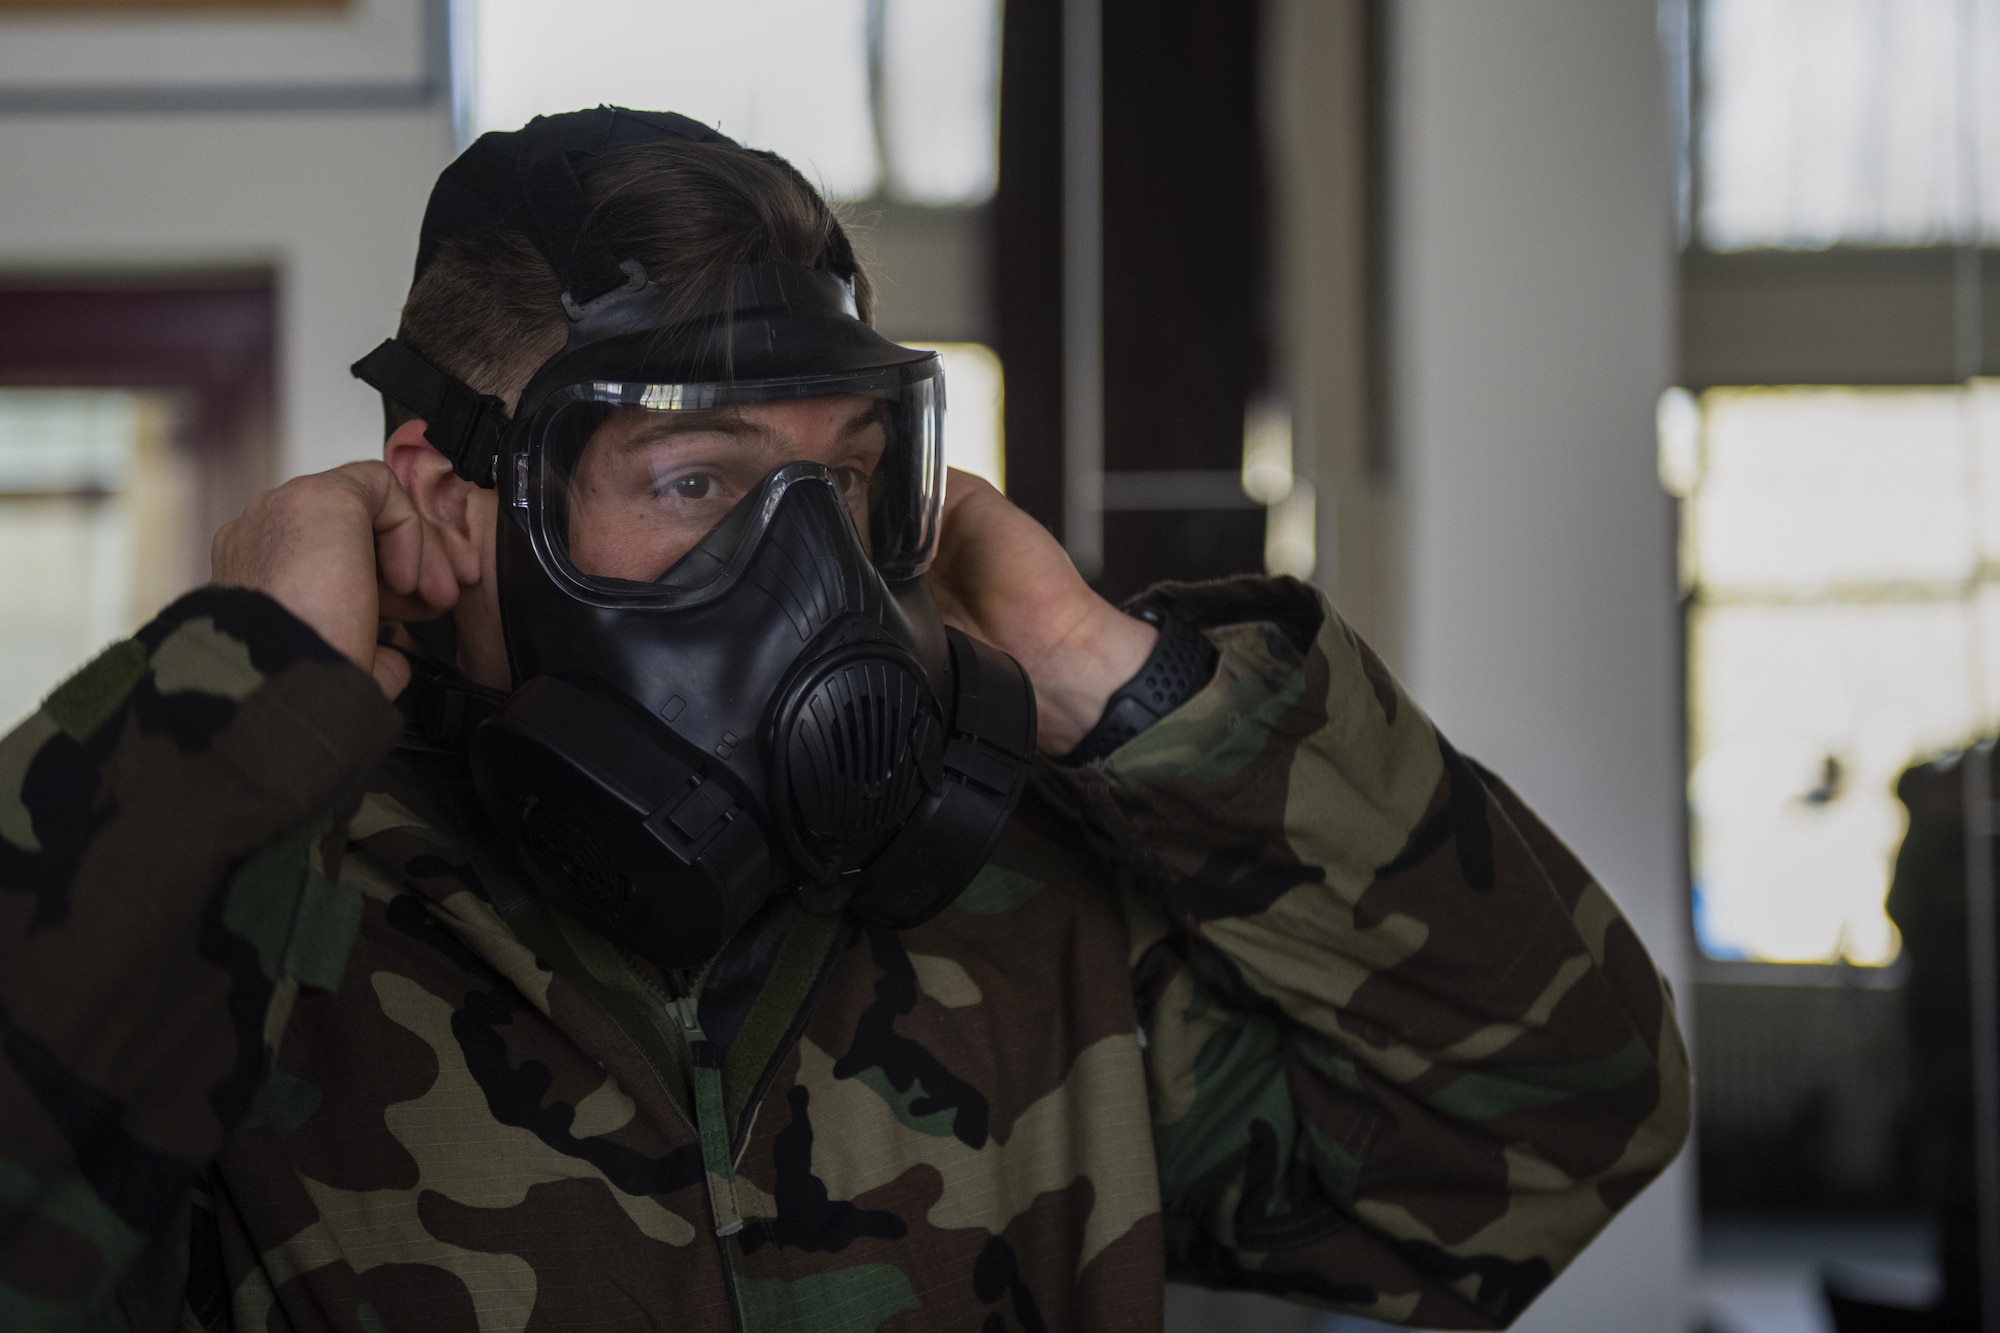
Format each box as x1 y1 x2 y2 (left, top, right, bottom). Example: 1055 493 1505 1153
1699 1217 1940 1333
1159 1218 1940 1333
1162 1285 1386 1332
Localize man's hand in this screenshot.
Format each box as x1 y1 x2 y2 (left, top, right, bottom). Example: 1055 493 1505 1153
210 461 468 700
929 469 1158 756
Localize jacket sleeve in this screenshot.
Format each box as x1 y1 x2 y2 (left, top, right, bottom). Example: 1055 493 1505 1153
1042 576 1689 1330
0 587 401 1328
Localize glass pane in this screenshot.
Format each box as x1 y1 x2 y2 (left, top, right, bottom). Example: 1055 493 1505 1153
1680 382 2000 966
0 498 133 733
1690 599 1981 964
472 0 881 201
0 389 153 730
1971 378 2000 565
879 0 1001 206
0 388 139 492
1977 581 2000 733
1692 387 1976 591
1698 0 2000 249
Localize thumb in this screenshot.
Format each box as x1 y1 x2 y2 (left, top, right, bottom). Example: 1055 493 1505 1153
369 644 412 701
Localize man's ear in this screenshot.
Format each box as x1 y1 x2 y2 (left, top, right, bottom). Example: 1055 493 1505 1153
384 420 486 588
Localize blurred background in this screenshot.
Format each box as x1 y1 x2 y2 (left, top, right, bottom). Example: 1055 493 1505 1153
9 0 2000 1329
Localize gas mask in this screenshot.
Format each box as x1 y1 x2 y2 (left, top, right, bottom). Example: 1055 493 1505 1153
353 109 1037 970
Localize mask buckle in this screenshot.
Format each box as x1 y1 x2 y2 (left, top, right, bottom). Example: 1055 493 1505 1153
560 258 650 323
797 869 865 916
349 338 510 487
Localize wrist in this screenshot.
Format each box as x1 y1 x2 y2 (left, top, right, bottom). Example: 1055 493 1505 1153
1029 603 1159 756
1055 602 1219 764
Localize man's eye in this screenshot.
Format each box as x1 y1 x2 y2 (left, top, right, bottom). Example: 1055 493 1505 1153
667 474 715 501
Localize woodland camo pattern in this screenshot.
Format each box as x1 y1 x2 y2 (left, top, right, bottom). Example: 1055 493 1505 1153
0 577 1688 1331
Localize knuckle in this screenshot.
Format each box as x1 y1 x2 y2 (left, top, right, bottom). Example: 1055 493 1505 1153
267 476 318 510
267 469 356 520
341 458 394 490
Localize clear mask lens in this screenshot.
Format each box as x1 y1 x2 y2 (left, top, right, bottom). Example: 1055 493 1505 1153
522 359 944 603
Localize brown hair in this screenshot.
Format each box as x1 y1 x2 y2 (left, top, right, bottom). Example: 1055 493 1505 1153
396 138 873 412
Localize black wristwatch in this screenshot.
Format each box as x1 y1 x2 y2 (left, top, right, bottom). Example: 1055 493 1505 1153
1060 603 1219 765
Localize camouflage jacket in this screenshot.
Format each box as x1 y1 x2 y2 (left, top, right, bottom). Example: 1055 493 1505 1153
0 576 1688 1333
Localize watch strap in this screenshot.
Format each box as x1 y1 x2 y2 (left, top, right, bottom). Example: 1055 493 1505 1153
1060 604 1219 765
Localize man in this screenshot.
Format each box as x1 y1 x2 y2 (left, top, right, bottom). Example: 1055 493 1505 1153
0 109 1687 1332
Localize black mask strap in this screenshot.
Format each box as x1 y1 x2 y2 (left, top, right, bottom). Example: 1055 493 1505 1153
350 338 508 486
521 148 637 313
395 649 509 751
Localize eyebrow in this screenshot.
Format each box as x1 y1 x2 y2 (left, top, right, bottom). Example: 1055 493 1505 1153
831 400 889 442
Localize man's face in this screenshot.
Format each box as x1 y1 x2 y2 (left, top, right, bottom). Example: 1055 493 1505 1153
565 394 888 583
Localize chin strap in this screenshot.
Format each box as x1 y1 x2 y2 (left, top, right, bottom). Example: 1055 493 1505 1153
351 338 509 487
384 621 508 751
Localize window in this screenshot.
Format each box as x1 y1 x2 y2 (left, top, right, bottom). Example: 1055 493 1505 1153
1671 385 2000 964
0 389 185 729
1682 1 2000 967
467 0 1000 207
1700 0 2000 250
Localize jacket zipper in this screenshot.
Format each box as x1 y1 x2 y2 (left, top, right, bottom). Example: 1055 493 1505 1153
609 927 847 1332
664 966 750 1333
726 920 857 1157
664 970 746 1240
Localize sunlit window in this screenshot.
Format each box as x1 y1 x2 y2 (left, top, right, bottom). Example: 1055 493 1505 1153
1699 0 2000 249
907 342 1004 491
468 0 999 207
0 389 184 729
1672 384 2000 964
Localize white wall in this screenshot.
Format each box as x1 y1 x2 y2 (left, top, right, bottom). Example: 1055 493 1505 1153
0 112 451 478
0 0 453 480
0 0 428 91
1389 3 1694 1332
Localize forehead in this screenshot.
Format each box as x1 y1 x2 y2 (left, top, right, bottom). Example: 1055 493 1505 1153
595 393 884 448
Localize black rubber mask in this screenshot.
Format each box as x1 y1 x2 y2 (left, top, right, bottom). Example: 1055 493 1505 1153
352 108 1037 970
477 367 1037 970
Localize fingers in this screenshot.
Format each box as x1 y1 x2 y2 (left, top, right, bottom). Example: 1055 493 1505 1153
363 464 424 595
369 644 413 701
338 461 462 621
942 466 995 503
375 521 461 622
348 462 425 595
938 467 1001 533
208 461 470 681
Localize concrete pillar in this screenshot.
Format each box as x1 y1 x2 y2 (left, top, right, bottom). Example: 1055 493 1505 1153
1389 2 1694 1331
